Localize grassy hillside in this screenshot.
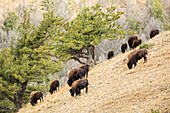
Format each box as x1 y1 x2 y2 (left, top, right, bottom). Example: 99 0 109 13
18 31 170 113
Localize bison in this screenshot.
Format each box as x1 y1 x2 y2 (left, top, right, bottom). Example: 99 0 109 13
128 36 138 50
150 29 159 39
127 49 148 69
69 78 89 97
121 43 128 53
132 39 142 49
67 68 85 87
78 64 89 78
30 91 43 106
49 80 59 94
108 50 114 59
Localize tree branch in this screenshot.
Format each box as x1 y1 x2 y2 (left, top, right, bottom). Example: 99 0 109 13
71 57 86 64
67 48 88 56
2 92 15 104
77 54 89 59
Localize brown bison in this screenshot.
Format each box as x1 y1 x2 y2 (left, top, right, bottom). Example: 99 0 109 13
49 80 59 94
78 64 89 78
30 91 43 106
150 29 159 39
69 78 89 97
132 39 142 49
128 36 138 49
108 50 114 59
121 43 127 53
127 49 148 69
67 68 85 87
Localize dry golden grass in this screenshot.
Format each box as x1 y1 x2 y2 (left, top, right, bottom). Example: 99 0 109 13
19 31 170 113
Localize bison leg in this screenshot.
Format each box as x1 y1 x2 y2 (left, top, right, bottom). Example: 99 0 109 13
55 88 57 93
79 90 81 96
41 96 44 102
56 87 59 91
75 89 81 96
76 91 80 96
86 72 88 78
85 86 88 93
58 86 59 92
134 62 137 67
144 56 147 63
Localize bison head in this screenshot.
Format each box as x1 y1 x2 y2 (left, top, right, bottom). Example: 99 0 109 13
67 80 72 87
69 89 74 97
49 89 53 94
30 100 37 106
127 61 133 69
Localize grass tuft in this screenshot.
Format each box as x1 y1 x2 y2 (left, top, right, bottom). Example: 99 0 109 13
139 43 155 49
150 109 160 113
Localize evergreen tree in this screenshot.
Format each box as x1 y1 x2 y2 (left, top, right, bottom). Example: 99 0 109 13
146 0 169 30
54 4 124 65
1 12 19 42
0 11 63 112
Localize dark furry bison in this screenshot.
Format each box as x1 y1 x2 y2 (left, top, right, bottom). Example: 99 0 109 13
49 80 59 94
121 43 128 53
127 49 148 69
69 78 89 97
132 39 142 49
30 91 43 106
108 50 114 59
78 64 89 78
150 29 159 39
67 68 85 87
128 36 138 49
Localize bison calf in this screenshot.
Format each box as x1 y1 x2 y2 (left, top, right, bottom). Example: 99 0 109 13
150 29 159 39
128 36 138 50
132 39 142 49
49 80 59 94
30 91 43 106
69 78 89 97
108 50 114 59
121 43 127 53
127 49 148 69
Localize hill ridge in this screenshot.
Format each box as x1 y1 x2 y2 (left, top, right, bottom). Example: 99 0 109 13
19 31 170 113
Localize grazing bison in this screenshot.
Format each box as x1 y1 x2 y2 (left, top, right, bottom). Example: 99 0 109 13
121 43 128 53
150 29 159 39
30 91 43 106
69 78 89 97
108 50 114 59
128 36 138 49
132 39 142 49
49 80 59 94
78 64 89 78
127 49 148 69
67 68 85 87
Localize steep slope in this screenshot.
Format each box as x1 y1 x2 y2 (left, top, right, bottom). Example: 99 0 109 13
19 31 170 113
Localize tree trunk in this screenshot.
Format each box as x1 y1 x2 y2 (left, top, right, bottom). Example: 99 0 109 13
87 45 96 66
14 81 28 112
14 102 22 112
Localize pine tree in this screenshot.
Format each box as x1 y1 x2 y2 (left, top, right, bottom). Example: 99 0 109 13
1 12 19 42
0 11 63 112
54 4 124 65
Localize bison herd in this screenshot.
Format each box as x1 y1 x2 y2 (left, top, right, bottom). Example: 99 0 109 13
30 64 89 106
30 29 159 106
108 29 159 69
